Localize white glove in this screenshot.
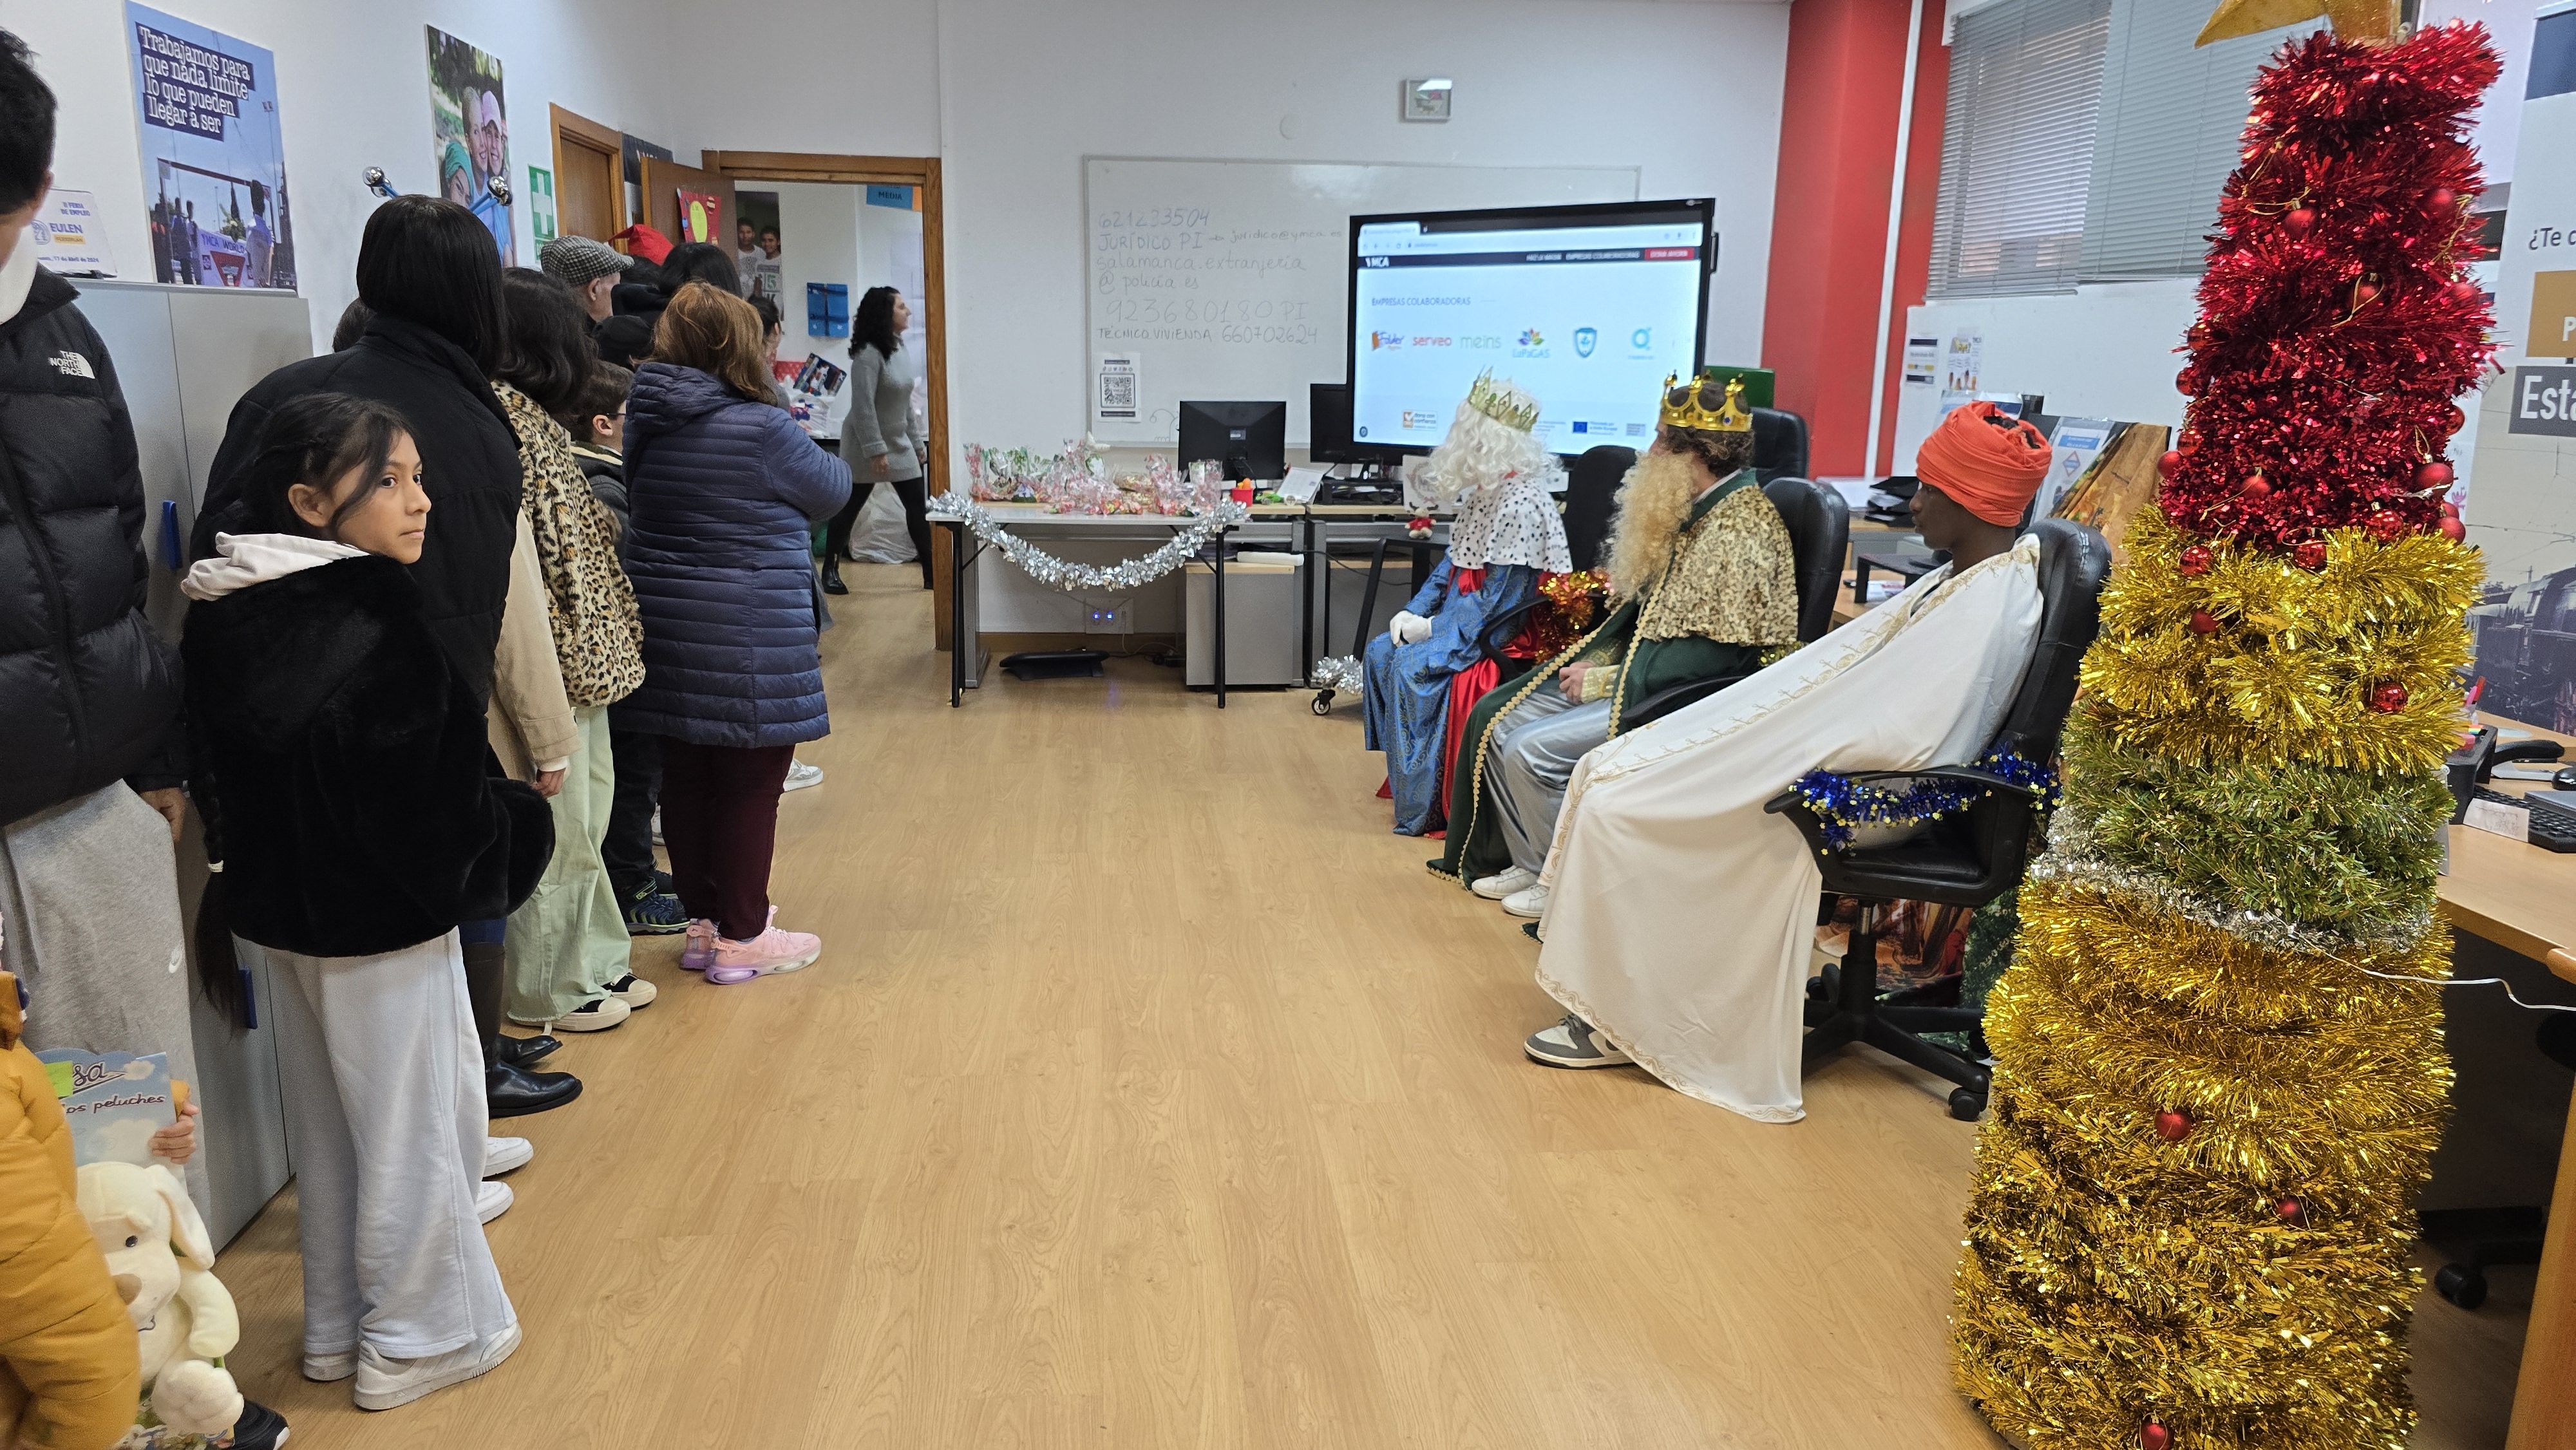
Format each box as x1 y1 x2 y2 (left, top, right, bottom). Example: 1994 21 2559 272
1389 610 1434 646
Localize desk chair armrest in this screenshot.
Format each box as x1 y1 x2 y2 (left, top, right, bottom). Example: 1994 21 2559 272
1759 766 2044 816
1622 673 1751 731
1478 598 1544 668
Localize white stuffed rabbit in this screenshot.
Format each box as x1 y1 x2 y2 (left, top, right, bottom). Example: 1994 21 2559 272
75 1161 244 1439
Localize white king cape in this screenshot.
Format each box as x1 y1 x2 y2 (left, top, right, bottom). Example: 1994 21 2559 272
1532 532 2045 1122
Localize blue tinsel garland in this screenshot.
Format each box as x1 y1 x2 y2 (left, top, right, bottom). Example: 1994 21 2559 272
1789 749 2061 851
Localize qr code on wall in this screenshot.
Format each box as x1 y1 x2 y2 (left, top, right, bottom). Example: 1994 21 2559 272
1097 357 1138 419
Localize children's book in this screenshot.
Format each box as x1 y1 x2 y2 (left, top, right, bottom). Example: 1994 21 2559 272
35 1048 176 1167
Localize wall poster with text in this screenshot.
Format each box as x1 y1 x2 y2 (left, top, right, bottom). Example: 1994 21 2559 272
124 4 294 289
426 26 513 265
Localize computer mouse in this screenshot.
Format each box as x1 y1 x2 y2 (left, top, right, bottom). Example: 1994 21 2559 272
2552 766 2576 791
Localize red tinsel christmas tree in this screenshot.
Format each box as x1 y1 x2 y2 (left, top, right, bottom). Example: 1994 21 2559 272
1955 19 2496 1450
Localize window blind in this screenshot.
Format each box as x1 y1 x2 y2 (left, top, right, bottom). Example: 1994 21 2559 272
2077 1 2323 283
1926 0 2113 299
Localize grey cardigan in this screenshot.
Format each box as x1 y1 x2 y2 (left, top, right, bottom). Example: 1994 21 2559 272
846 341 923 482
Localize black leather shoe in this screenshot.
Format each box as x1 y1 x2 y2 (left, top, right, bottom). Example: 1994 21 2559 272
821 559 848 594
486 1060 582 1119
496 1033 561 1070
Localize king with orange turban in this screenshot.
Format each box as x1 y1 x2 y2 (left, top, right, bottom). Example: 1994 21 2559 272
1509 402 2053 1118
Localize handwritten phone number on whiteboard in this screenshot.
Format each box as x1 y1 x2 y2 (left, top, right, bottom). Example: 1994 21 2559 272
1097 207 1211 230
1097 298 1312 326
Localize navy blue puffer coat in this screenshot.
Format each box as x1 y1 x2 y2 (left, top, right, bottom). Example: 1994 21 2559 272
620 362 851 748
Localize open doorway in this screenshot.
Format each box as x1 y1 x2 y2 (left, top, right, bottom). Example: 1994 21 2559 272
700 151 953 644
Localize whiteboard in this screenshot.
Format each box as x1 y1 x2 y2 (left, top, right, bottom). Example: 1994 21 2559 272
1085 157 1639 446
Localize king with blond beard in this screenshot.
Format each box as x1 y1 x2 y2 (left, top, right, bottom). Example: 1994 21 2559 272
1434 373 1800 907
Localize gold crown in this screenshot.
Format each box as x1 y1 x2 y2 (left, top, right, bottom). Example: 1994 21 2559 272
1660 373 1753 433
1464 371 1541 433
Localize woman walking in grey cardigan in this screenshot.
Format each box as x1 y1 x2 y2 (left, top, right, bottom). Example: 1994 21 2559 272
822 285 931 592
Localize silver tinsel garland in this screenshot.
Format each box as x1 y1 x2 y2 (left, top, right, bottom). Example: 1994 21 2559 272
929 492 1251 594
1310 654 1364 697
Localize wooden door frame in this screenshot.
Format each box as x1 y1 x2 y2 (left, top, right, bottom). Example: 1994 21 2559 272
548 104 628 243
700 151 949 510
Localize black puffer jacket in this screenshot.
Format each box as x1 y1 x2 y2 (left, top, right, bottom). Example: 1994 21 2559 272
184 554 551 957
193 314 521 704
0 268 183 827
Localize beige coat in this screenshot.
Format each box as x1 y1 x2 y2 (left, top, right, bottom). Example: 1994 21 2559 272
486 511 580 780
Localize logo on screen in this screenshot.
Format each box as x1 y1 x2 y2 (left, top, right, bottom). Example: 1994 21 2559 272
1371 330 1403 350
1574 328 1597 358
1518 328 1544 347
1631 327 1653 351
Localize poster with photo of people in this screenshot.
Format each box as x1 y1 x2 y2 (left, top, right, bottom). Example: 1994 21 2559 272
426 26 513 265
735 190 782 299
123 3 295 289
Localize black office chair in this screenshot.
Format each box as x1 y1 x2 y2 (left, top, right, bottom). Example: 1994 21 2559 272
1761 517 2110 1119
1618 476 1850 729
2420 1012 2576 1309
1752 406 1810 482
1561 445 1631 572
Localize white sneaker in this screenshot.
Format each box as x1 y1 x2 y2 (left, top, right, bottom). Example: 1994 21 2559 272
353 1322 521 1411
1501 883 1551 919
475 1180 513 1225
483 1136 532 1178
1524 1015 1633 1069
604 972 658 1009
1472 865 1538 900
304 1348 358 1382
783 758 825 791
539 995 630 1033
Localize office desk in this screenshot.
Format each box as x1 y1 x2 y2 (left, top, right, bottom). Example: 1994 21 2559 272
927 504 1301 710
2436 714 2576 1450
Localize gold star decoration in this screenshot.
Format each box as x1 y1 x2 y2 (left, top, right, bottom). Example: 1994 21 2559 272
2197 0 2400 47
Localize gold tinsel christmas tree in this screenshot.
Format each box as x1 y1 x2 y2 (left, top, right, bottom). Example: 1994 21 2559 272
1951 10 2497 1450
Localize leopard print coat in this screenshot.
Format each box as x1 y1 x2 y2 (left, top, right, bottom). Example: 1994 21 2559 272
497 382 645 708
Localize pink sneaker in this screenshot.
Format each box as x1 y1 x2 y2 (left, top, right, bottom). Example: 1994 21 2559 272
680 919 715 972
706 924 822 984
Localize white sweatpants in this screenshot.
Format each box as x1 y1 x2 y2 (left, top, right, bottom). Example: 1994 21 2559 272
247 930 515 1359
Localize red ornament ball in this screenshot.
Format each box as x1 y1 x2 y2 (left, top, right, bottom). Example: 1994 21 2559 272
2240 472 2271 500
2177 544 2213 578
2283 207 2316 238
2188 609 2220 636
2293 539 2329 571
2157 449 2184 479
2141 1420 2173 1450
2429 186 2458 214
2369 681 2410 714
2416 460 2455 491
2452 279 2485 306
2154 1109 2192 1142
2440 516 2468 542
2448 403 2468 433
2367 511 2410 543
2276 1197 2304 1222
2354 280 2382 308
2176 367 2197 397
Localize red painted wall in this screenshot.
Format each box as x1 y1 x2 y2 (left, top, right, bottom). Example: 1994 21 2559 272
1759 0 1945 478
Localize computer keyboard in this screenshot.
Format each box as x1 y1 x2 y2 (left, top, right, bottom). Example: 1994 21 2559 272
2472 786 2576 852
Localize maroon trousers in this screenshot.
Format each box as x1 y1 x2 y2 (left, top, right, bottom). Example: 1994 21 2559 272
656 739 794 939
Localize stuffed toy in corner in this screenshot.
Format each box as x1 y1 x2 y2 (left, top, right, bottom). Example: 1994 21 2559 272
73 1163 242 1445
0 970 143 1450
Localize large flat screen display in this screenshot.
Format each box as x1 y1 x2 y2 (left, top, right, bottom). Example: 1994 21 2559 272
1347 199 1713 454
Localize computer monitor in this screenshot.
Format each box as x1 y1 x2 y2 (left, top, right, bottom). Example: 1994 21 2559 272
1349 198 1716 454
1308 382 1405 467
1178 399 1287 481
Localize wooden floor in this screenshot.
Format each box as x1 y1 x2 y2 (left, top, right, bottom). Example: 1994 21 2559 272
214 564 2528 1447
